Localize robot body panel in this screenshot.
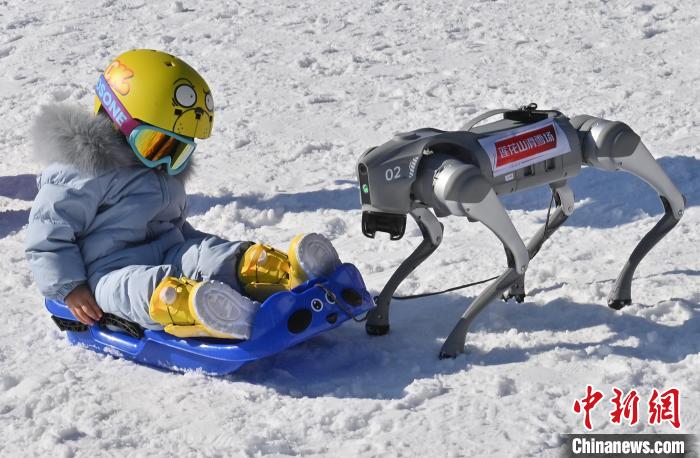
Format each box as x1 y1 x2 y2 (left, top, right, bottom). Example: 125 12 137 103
359 111 584 220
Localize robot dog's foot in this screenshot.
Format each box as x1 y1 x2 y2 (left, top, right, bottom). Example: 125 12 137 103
365 305 391 336
439 318 472 359
502 276 526 303
438 349 460 360
502 292 526 303
365 323 390 336
608 298 631 310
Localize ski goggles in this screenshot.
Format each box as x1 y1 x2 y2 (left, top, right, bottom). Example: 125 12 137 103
127 124 195 174
95 75 196 175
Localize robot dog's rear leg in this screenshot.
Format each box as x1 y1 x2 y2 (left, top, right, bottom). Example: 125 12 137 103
365 208 444 335
574 116 686 309
432 162 529 358
504 182 575 303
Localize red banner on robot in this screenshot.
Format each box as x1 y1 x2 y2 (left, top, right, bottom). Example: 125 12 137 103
478 119 571 177
494 124 557 167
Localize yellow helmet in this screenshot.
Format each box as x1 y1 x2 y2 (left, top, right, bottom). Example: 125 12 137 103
94 49 214 139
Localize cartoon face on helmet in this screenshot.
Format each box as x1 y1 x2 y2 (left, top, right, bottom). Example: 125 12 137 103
170 76 215 139
94 49 214 139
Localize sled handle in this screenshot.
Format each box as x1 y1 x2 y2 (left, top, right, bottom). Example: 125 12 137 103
90 323 143 355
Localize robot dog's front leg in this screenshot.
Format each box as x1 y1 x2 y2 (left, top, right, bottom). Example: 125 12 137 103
365 208 444 335
432 160 529 358
573 117 686 309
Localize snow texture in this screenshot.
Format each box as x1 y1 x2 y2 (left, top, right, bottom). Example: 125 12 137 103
1 0 698 456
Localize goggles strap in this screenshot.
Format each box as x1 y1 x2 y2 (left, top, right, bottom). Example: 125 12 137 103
95 75 140 137
96 74 195 174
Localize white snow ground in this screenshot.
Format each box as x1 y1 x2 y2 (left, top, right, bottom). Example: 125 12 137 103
1 0 699 456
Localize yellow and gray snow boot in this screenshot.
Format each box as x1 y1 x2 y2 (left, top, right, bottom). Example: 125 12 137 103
238 233 341 302
149 277 258 339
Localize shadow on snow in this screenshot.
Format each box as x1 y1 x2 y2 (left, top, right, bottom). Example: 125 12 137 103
0 174 37 237
231 271 699 399
0 174 38 201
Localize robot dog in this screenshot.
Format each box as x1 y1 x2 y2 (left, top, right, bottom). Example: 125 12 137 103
357 104 686 359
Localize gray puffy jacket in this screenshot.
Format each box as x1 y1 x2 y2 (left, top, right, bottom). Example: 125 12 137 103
25 105 245 326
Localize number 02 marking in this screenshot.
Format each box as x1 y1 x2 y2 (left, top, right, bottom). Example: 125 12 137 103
385 166 401 181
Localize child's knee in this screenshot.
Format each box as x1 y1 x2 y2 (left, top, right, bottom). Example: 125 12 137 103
180 238 250 288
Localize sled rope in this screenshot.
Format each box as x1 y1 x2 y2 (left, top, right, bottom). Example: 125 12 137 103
391 276 499 300
315 283 369 322
393 190 556 301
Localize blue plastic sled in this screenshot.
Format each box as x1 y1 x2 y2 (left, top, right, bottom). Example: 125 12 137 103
45 263 374 375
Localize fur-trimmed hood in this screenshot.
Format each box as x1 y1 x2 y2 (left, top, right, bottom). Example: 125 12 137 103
31 104 193 181
26 107 206 303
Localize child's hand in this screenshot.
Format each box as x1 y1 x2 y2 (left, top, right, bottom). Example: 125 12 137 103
65 284 103 325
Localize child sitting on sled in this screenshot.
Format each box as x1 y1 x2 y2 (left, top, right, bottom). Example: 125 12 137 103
25 49 340 339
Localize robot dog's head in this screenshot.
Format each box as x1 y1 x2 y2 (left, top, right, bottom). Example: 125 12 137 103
357 132 434 240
